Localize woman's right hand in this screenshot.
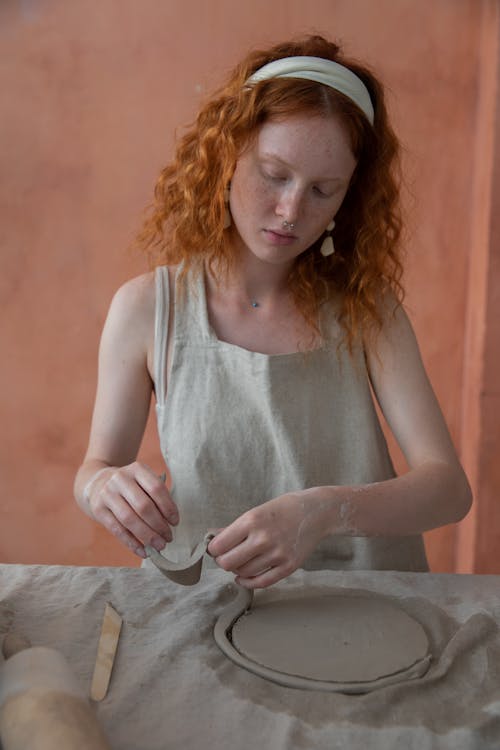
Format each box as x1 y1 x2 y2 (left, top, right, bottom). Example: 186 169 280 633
86 462 179 558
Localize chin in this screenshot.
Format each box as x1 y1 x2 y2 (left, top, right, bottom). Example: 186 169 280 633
247 242 302 264
254 251 298 266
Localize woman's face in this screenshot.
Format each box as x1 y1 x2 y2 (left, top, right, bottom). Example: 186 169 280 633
228 113 357 266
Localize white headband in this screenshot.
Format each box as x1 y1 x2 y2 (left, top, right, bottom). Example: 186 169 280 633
246 56 374 126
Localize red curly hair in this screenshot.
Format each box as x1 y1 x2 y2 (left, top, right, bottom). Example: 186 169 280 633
136 35 404 351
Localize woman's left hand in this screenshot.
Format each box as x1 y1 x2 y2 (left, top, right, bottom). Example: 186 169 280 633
207 491 325 589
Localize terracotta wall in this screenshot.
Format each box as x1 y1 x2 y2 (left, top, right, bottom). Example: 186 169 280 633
0 0 498 571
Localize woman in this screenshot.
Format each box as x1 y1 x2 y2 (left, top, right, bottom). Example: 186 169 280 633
74 35 471 588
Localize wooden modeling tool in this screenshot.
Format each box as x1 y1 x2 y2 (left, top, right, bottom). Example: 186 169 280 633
0 632 112 749
90 602 123 701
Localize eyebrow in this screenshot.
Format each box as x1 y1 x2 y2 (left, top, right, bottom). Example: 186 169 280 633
259 153 345 183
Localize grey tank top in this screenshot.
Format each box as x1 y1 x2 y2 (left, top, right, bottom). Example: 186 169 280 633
154 266 429 572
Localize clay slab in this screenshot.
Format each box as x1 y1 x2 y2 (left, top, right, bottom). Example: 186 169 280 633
215 588 431 693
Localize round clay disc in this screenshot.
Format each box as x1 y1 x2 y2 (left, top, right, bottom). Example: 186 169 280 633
227 591 431 690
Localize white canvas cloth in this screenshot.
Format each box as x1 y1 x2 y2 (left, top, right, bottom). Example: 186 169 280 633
1 564 500 749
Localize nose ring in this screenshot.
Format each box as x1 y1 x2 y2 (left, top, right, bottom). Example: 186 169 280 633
282 220 295 230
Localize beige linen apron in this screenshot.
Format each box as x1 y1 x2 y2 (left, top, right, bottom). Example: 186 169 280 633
154 266 428 572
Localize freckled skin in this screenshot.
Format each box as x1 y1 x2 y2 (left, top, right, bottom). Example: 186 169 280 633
228 114 357 267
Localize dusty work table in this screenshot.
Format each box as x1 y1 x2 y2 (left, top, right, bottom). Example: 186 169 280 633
1 563 499 749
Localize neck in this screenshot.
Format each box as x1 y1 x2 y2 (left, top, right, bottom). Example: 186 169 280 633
209 243 293 308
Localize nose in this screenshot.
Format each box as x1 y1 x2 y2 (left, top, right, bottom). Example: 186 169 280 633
275 184 304 227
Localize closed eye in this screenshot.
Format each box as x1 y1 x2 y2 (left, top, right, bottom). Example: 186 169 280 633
313 185 330 198
259 163 288 183
265 172 286 182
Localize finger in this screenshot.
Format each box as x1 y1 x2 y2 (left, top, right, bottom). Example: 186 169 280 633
105 492 171 551
212 536 264 572
98 507 147 558
108 473 174 540
208 519 250 557
134 465 179 524
205 528 225 556
235 563 295 590
233 553 275 579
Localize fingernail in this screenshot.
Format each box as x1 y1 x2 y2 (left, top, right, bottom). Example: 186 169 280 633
168 514 179 525
152 538 166 552
136 547 146 558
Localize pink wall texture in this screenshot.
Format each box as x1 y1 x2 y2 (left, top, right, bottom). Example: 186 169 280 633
0 0 498 572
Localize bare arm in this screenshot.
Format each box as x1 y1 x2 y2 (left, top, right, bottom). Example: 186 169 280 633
209 299 472 586
356 302 468 523
310 299 472 536
74 272 178 558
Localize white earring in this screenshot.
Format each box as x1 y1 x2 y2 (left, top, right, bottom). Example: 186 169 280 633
223 187 231 229
320 220 335 256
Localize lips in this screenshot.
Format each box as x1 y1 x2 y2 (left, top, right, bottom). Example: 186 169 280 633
264 229 297 245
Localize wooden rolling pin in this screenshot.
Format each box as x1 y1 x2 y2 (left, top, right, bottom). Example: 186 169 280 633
0 633 112 750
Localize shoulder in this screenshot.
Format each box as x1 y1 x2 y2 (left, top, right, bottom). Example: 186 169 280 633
111 271 155 318
108 266 176 324
105 267 179 354
101 272 157 361
363 291 428 408
364 291 416 357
